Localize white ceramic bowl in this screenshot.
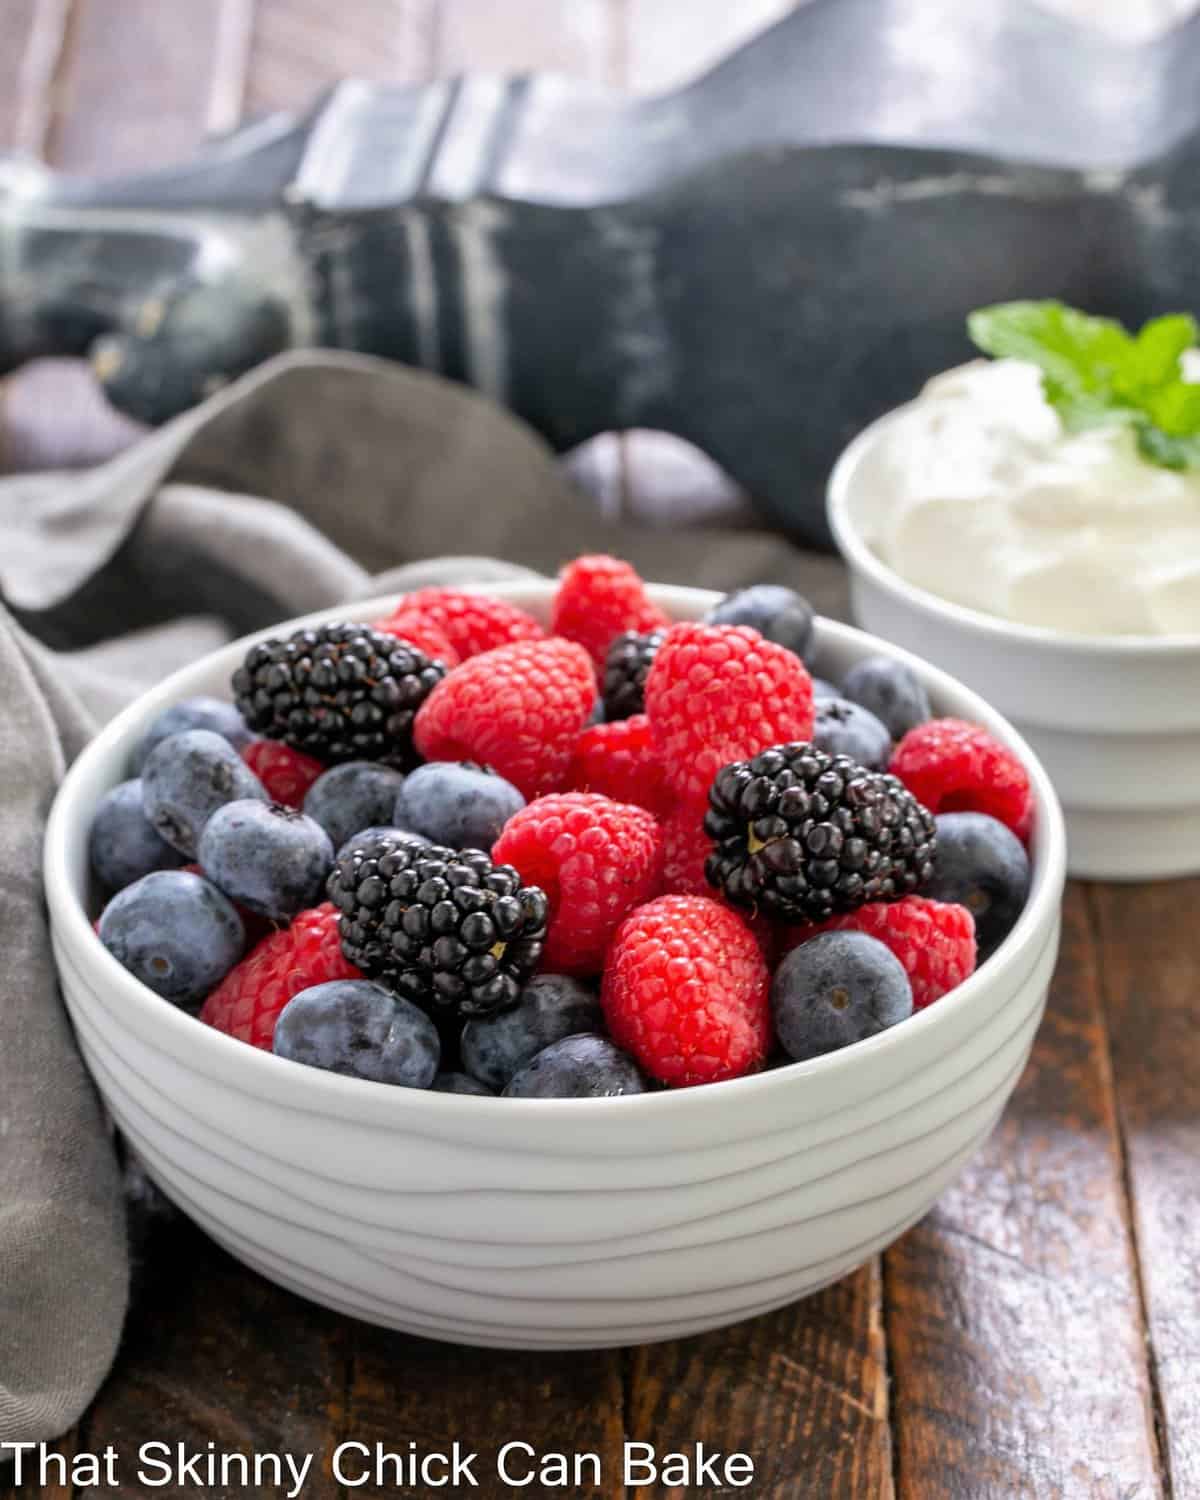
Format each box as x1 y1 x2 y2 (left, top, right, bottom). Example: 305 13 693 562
45 582 1066 1349
829 407 1200 882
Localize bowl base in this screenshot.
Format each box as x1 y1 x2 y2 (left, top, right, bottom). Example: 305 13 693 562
1062 804 1200 882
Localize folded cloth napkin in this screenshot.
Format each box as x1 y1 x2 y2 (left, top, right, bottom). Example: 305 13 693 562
0 350 849 1445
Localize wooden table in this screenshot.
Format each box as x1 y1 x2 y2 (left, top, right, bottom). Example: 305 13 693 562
4 4 1199 1496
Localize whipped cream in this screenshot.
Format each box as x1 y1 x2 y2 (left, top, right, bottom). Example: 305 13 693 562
854 358 1200 636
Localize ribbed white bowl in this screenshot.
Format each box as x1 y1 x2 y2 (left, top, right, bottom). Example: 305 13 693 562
828 409 1200 881
44 582 1066 1348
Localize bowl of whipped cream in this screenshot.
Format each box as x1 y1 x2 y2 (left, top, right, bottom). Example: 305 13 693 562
828 301 1200 881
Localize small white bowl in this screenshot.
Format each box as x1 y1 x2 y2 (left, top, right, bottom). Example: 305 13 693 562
829 407 1200 882
44 582 1066 1349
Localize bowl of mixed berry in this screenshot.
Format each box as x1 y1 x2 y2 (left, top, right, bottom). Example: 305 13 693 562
45 557 1066 1347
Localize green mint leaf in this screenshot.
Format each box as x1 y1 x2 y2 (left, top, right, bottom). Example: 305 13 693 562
1135 422 1200 471
967 301 1132 400
967 300 1200 469
1123 313 1198 391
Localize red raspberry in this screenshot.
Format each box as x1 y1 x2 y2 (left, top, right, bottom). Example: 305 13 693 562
372 609 461 667
660 803 711 896
552 555 670 670
644 623 814 807
242 739 326 808
890 718 1034 842
199 903 360 1050
785 895 976 1010
389 588 544 660
566 715 670 817
659 805 778 958
492 793 663 975
414 638 596 798
602 894 770 1087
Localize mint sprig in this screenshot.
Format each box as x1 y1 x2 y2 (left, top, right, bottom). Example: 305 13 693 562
967 300 1200 470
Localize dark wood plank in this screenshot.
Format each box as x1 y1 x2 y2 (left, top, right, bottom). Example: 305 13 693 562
43 0 226 172
1089 878 1200 1499
0 1432 79 1498
626 1266 893 1497
341 1326 626 1498
885 884 1163 1499
79 1212 347 1500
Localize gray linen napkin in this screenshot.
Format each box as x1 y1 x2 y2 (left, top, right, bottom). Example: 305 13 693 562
0 350 848 1445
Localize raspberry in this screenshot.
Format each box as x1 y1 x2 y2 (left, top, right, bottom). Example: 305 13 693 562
660 803 711 896
567 715 670 817
890 718 1034 842
493 793 663 976
241 739 326 808
552 555 670 670
390 588 544 659
199 903 360 1050
414 638 596 798
372 609 461 667
602 894 770 1087
644 623 815 807
784 895 976 1010
659 805 778 959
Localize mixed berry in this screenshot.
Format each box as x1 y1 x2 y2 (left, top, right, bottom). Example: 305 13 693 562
88 557 1035 1098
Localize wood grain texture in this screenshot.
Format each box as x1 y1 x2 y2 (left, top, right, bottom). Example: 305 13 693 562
1090 879 1200 1500
243 0 438 118
885 884 1163 1499
1 1433 78 1499
626 1266 893 1498
43 0 225 171
340 1326 626 1497
79 1212 348 1500
0 0 74 153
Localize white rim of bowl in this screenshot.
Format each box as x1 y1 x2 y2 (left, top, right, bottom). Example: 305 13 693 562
827 402 1200 657
43 581 1068 1118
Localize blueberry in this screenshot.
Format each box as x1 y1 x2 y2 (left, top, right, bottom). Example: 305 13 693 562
141 728 267 856
393 762 526 850
461 974 603 1091
98 869 244 1008
811 677 840 700
503 1034 647 1098
132 696 251 774
334 824 431 865
704 584 815 665
89 778 186 891
841 656 931 741
926 812 1031 962
811 696 892 770
273 979 440 1087
199 800 333 921
432 1071 495 1096
772 931 912 1062
303 761 407 852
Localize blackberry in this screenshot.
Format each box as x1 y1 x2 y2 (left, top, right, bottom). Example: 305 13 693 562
704 743 936 922
327 832 548 1020
602 629 665 720
232 622 445 768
